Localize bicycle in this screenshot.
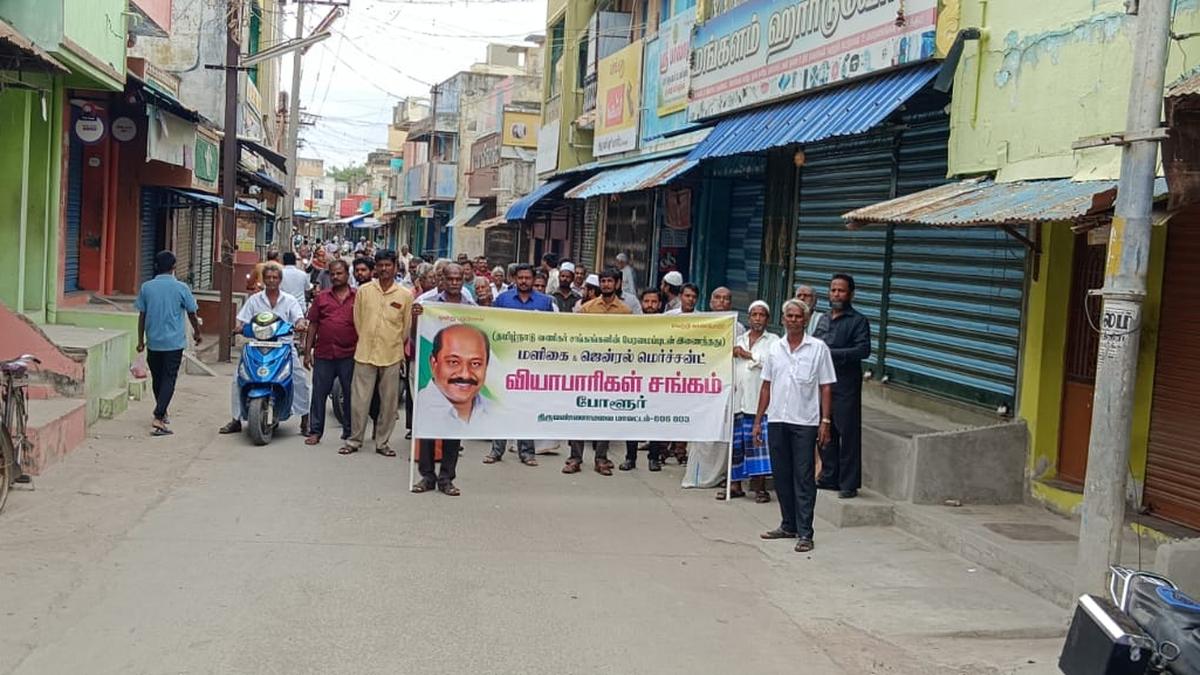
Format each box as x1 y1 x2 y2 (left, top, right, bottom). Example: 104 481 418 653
0 354 39 513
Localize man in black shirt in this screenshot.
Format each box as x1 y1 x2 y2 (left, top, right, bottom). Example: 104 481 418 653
813 273 871 499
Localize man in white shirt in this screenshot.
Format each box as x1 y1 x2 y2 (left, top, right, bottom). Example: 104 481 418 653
218 263 311 436
280 251 312 313
753 298 836 553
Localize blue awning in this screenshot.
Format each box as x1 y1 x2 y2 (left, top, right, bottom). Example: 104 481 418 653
565 158 697 199
506 179 568 221
688 63 941 162
170 189 257 212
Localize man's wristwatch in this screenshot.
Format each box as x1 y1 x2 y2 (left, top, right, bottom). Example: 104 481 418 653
820 417 831 424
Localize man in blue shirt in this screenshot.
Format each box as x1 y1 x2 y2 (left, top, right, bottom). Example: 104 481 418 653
484 263 553 466
134 251 202 436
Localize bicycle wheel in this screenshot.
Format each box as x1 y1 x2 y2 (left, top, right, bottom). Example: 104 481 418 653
0 427 14 514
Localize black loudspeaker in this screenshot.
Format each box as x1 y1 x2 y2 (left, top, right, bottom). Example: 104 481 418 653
1059 594 1153 675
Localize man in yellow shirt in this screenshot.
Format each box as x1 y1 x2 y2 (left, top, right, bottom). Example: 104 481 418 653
340 249 413 457
565 268 631 477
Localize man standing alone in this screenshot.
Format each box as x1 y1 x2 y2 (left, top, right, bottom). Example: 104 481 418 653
340 250 413 457
135 251 202 436
813 273 871 499
303 259 357 446
754 299 836 553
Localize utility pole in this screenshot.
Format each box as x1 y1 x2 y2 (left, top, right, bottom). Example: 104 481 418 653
279 0 305 254
424 83 439 256
218 0 242 363
1076 0 1173 595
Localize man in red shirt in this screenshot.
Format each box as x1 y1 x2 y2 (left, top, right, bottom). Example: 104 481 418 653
303 259 358 445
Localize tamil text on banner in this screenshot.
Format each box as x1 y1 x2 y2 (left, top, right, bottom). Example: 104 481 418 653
594 41 643 157
412 304 735 441
688 0 944 120
657 7 695 117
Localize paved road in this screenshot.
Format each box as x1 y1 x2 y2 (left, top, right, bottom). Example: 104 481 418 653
0 368 1067 674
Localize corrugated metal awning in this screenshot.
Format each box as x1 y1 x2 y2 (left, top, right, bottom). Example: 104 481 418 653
843 177 1170 227
565 158 697 199
334 211 374 225
688 63 940 162
169 189 257 213
506 179 569 221
0 19 67 73
446 204 486 228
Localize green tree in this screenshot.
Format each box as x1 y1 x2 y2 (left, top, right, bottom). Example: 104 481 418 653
326 163 368 184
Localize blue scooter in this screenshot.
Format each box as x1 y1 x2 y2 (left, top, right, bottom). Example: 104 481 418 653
237 311 296 446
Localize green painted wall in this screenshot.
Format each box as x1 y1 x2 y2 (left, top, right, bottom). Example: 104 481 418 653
544 0 596 173
0 78 58 321
54 309 141 362
0 0 126 91
949 0 1200 180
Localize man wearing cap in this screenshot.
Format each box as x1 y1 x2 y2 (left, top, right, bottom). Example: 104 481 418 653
573 274 601 312
615 252 637 299
552 261 579 314
660 270 684 312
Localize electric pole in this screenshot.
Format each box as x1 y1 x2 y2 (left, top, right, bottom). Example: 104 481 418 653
279 0 305 253
1076 0 1173 595
218 0 242 363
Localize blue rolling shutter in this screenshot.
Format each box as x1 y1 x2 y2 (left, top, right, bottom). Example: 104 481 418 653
793 131 895 370
139 188 159 284
64 131 83 292
881 112 1026 410
723 181 764 311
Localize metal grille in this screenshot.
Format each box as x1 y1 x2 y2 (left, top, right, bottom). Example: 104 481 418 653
1064 239 1106 382
793 131 895 369
193 207 215 291
580 197 600 270
139 188 160 284
1145 209 1200 529
602 192 653 278
173 205 192 284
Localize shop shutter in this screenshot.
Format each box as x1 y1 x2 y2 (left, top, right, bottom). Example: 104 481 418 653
64 134 83 292
1145 209 1200 530
139 188 160 284
174 204 193 284
194 207 216 290
602 192 653 277
793 131 895 369
883 226 1026 409
724 181 765 311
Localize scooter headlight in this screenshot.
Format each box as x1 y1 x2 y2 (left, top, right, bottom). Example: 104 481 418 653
252 319 277 341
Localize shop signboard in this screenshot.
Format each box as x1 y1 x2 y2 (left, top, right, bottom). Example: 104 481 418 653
688 0 940 120
658 8 695 116
536 119 560 174
502 111 540 148
594 41 643 157
192 127 220 193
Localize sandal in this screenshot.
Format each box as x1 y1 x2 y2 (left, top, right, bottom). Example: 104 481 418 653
562 460 581 474
338 446 358 455
411 481 435 493
521 457 539 467
151 427 173 436
755 491 772 504
715 489 746 500
376 447 397 458
304 435 320 446
439 483 461 496
482 455 500 464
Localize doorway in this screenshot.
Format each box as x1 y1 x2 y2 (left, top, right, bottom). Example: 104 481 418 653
1056 234 1106 486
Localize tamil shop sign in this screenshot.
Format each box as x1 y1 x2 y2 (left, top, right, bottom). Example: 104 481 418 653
595 41 644 157
658 8 695 116
688 0 940 120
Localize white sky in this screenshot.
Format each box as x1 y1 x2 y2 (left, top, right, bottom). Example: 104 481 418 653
277 0 547 170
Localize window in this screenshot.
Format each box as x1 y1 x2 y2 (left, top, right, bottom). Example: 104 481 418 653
576 31 588 87
314 189 324 200
248 1 262 85
548 20 565 96
294 188 301 198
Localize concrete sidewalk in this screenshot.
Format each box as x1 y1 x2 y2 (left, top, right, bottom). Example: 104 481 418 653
0 367 1067 674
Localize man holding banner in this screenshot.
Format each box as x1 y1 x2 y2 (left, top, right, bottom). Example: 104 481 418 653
483 264 554 466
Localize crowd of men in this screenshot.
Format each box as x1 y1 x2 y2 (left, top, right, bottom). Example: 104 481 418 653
135 241 870 554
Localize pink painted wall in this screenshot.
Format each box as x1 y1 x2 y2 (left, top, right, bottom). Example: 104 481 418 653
131 0 172 35
0 302 85 382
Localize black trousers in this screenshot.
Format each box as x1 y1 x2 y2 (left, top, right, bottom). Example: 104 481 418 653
624 441 665 463
401 368 412 431
569 440 609 462
309 357 354 439
768 422 818 540
818 394 863 492
147 349 183 420
418 438 460 486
